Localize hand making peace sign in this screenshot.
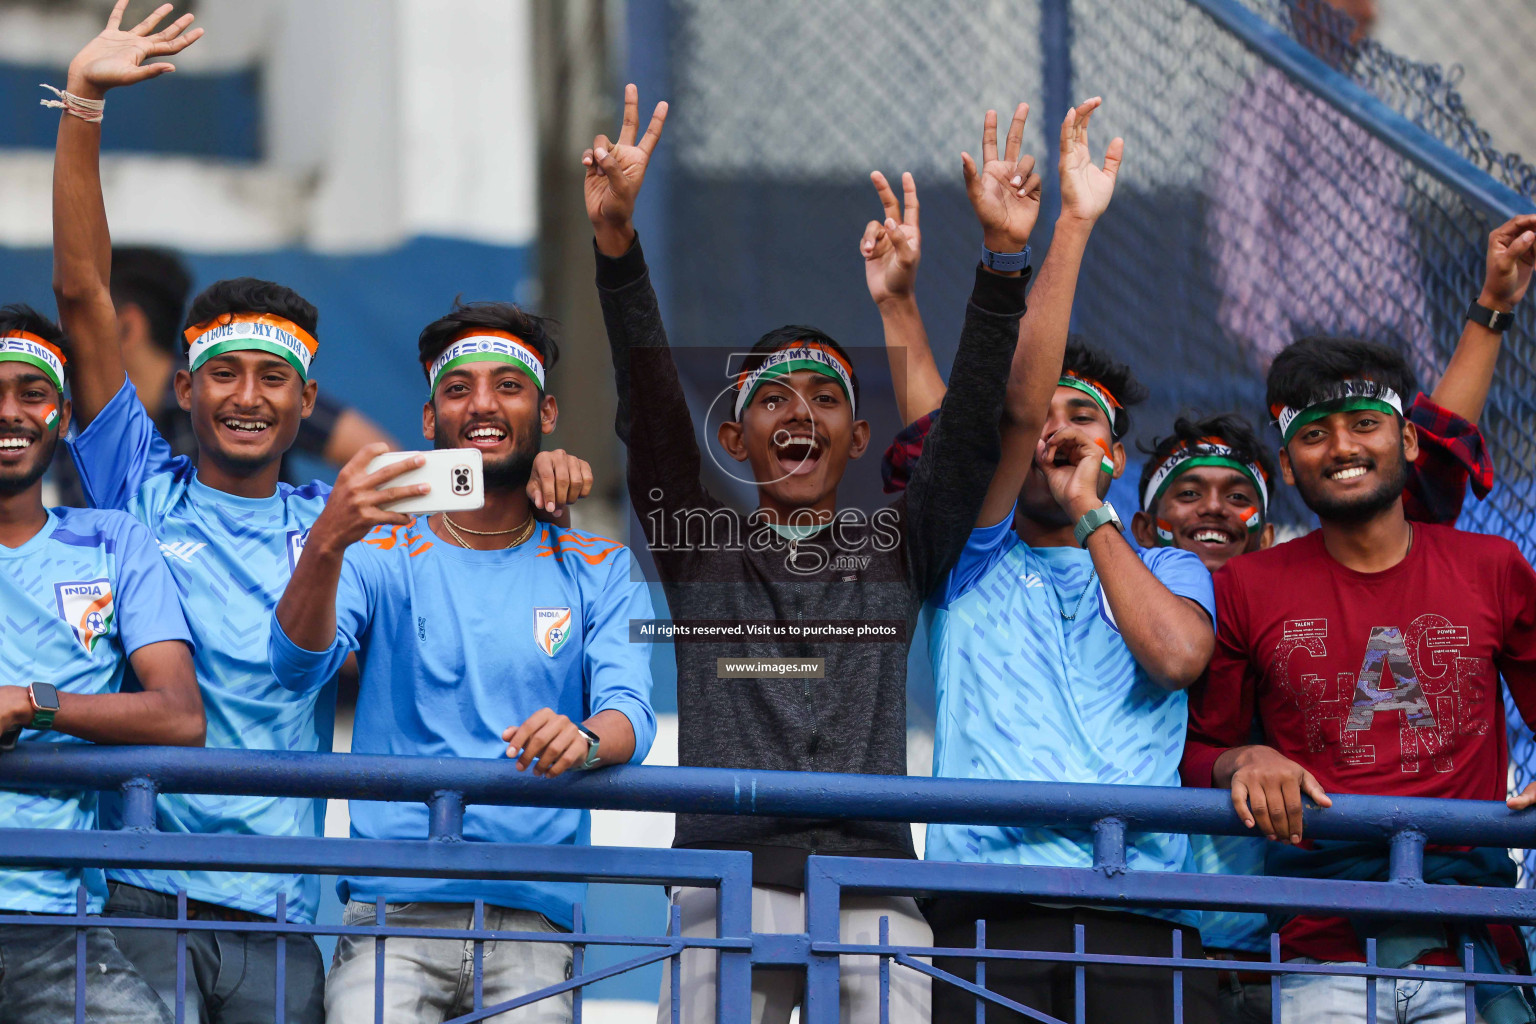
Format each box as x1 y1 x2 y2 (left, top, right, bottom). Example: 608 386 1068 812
584 84 670 258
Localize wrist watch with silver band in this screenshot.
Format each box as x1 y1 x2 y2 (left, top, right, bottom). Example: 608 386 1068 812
576 724 602 771
1073 501 1122 546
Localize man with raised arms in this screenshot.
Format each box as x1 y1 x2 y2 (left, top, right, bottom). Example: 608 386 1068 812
0 304 203 1023
271 298 654 1022
589 84 1045 1023
867 99 1220 1023
51 5 336 1019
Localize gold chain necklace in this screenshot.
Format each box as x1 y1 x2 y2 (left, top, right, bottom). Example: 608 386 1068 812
440 513 536 550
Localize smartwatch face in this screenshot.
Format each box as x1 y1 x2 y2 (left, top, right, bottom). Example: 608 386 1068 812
30 682 60 711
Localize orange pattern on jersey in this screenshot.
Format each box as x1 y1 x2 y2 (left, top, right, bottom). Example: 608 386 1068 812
362 519 434 557
537 526 623 565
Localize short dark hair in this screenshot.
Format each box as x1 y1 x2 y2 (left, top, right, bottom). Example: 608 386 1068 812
183 278 320 362
737 325 861 416
1138 411 1276 510
111 247 192 356
0 304 70 385
417 300 560 390
1266 336 1417 430
1062 336 1148 438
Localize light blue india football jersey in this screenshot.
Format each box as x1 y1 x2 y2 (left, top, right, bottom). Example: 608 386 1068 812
68 378 332 922
926 510 1215 926
0 506 192 912
1188 832 1270 952
269 518 657 929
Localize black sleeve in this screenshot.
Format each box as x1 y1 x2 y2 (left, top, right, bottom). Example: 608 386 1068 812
903 263 1029 601
294 389 345 459
596 238 722 576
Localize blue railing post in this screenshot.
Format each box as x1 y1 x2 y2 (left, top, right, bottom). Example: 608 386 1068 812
120 776 158 831
803 857 842 1024
1389 828 1427 883
1091 817 1127 876
428 789 465 841
716 854 754 1024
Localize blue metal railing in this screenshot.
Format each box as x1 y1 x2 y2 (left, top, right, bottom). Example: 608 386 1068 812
1 745 1534 1024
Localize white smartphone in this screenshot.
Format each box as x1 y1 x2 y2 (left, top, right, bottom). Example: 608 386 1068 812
366 448 485 515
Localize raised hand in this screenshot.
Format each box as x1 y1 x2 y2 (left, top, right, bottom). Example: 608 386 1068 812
860 171 922 307
68 0 202 99
962 103 1043 254
1058 97 1125 225
584 83 669 257
1480 214 1536 313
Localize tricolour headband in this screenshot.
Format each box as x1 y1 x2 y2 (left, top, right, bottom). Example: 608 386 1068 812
1059 371 1123 436
184 313 319 379
1141 436 1269 530
1271 379 1404 445
734 342 856 419
0 332 67 393
428 331 545 392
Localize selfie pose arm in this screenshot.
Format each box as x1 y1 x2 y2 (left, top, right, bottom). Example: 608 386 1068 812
272 444 425 674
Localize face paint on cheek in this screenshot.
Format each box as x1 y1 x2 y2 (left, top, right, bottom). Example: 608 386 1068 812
1092 437 1114 475
42 405 57 429
1154 518 1176 546
1240 506 1263 533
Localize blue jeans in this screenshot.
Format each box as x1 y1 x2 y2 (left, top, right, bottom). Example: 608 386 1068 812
104 881 325 1024
0 919 173 1023
1280 958 1489 1023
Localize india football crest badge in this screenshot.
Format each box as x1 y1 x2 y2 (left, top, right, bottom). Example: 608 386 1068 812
54 578 115 653
534 607 572 658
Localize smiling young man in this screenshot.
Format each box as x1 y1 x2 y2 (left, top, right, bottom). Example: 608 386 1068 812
588 85 1042 1024
271 300 654 1023
48 6 336 1020
0 305 203 1024
1182 335 1536 1023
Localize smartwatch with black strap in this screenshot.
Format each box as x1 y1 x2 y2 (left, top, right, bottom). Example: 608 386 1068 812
1467 300 1514 333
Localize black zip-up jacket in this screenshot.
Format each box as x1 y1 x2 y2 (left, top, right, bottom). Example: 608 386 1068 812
599 239 1027 887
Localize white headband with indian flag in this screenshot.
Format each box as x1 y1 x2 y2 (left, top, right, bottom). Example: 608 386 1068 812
184 313 319 379
428 330 545 391
1141 436 1270 540
0 331 67 393
1272 379 1404 445
734 342 856 419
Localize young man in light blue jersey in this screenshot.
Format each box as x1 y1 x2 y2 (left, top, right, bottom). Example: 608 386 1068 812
272 299 655 1023
0 304 204 1022
50 5 331 1019
866 100 1220 1023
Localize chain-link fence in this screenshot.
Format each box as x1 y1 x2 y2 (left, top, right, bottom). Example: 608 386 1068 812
654 0 1536 893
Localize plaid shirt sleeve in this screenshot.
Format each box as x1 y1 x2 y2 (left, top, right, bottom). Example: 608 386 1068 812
1403 393 1495 525
880 409 939 494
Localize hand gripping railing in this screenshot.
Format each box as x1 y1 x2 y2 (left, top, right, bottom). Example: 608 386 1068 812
1 744 1535 1024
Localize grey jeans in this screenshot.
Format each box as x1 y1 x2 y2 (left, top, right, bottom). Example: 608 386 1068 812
326 901 574 1024
0 919 173 1023
104 881 326 1024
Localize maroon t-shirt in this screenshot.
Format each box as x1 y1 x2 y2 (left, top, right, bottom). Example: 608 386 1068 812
1183 523 1536 962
